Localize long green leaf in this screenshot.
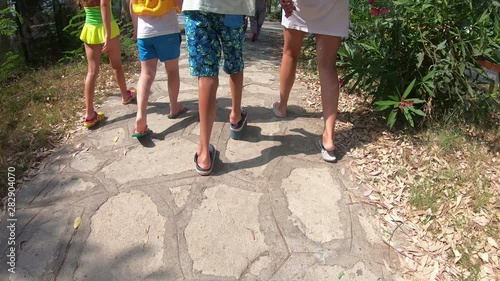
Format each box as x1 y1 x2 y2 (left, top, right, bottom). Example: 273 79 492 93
374 100 399 106
388 109 398 128
403 107 414 127
402 79 416 99
409 107 426 116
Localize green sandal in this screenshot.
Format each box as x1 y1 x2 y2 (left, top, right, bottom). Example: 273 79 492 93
132 126 152 138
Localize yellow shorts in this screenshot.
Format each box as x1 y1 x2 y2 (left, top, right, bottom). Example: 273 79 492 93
80 21 120 45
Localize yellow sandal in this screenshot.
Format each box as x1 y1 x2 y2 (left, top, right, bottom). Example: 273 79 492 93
83 111 105 128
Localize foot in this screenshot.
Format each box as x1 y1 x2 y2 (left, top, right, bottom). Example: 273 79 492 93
195 144 216 176
167 104 188 119
318 138 337 163
135 116 148 135
83 111 105 128
230 109 248 140
272 102 286 118
122 88 137 105
132 126 152 138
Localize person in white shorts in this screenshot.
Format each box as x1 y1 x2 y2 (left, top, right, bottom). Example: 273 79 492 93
272 0 349 163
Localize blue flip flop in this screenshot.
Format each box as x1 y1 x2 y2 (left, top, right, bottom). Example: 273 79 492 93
194 144 216 176
230 109 248 140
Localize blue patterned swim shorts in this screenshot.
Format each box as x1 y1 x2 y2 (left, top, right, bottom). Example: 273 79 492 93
184 11 245 77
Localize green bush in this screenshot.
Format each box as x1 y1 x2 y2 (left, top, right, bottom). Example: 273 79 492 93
0 7 25 83
338 0 500 128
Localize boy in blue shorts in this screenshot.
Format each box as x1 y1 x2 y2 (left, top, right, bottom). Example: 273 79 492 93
130 0 187 137
182 0 255 175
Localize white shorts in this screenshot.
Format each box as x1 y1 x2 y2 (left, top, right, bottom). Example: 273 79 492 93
281 0 349 38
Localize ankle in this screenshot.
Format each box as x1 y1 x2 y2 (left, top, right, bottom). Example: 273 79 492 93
229 109 242 124
322 134 335 151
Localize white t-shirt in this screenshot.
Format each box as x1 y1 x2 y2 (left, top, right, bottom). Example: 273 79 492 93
137 10 180 39
182 0 255 16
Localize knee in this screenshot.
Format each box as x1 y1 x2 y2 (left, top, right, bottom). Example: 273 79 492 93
166 69 179 78
141 71 156 84
283 50 300 61
111 64 124 73
87 69 99 80
317 56 337 71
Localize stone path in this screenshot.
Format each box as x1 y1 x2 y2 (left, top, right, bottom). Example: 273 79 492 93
0 22 400 280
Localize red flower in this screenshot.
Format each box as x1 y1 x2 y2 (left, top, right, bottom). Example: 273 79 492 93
368 0 374 3
370 7 380 16
380 7 390 14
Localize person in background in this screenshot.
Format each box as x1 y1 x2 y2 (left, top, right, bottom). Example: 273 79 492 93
250 0 268 42
78 0 136 128
272 0 349 163
182 0 255 175
129 0 186 138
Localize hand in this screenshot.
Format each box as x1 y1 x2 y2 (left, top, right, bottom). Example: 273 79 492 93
279 0 296 18
102 37 110 53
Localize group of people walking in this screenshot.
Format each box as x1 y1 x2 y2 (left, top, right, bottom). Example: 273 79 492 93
78 0 349 175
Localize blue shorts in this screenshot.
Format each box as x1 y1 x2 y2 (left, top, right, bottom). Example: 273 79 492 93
184 11 245 77
137 33 181 62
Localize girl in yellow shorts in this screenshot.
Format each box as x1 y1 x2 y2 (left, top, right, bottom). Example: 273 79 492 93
79 0 136 128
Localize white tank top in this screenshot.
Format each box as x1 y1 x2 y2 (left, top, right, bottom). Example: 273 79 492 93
137 9 180 39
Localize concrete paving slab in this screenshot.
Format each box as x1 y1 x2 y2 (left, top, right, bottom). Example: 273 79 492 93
282 167 348 243
101 136 199 184
86 127 129 150
299 261 380 281
225 122 282 175
184 184 267 278
2 205 83 281
74 190 180 281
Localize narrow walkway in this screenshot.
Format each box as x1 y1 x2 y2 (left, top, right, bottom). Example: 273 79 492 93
0 22 400 280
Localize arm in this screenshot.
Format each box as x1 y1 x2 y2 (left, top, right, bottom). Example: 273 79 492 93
129 0 138 40
101 0 112 52
176 0 183 10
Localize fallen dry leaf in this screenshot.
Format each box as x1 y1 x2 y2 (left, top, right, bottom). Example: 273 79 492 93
73 216 81 229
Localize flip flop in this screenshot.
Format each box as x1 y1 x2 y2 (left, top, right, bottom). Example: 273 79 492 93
83 111 105 128
230 109 248 140
167 105 188 119
194 144 216 176
272 102 286 118
317 139 337 163
132 126 153 138
122 88 137 105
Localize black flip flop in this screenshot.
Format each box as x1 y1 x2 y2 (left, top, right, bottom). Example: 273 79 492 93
194 144 216 176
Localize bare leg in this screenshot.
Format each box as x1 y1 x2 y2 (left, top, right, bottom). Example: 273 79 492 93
106 36 129 102
276 28 305 116
229 71 243 124
135 58 158 132
316 34 341 151
164 58 182 115
83 43 102 119
196 76 218 169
